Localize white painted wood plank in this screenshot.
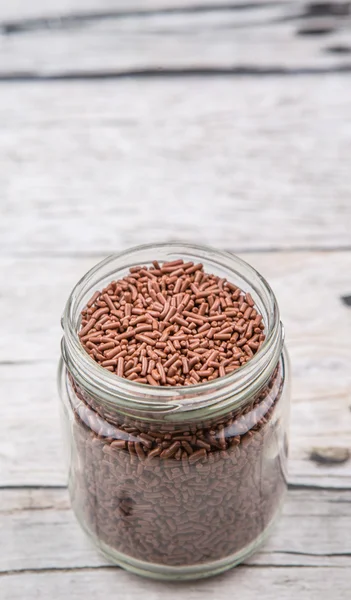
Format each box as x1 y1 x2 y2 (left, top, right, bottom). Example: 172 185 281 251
1 6 349 76
2 360 350 487
1 251 350 486
1 78 351 255
0 363 351 488
0 1 349 75
0 0 130 21
0 0 276 21
249 251 351 486
2 565 351 600
0 363 64 486
1 488 351 573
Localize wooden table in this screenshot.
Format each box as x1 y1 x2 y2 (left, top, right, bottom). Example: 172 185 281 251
1 1 351 598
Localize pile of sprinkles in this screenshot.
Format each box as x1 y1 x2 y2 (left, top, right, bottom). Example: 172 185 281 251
79 259 265 386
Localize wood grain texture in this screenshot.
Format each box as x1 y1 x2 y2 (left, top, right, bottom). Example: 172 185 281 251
2 565 351 600
0 1 350 77
0 0 279 21
1 251 350 486
1 488 351 575
2 3 351 594
1 78 351 256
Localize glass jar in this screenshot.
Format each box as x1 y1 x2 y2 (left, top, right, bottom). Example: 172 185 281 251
58 242 290 581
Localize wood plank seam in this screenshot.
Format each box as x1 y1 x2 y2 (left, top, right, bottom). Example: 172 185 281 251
1 563 349 577
1 66 351 82
2 483 351 491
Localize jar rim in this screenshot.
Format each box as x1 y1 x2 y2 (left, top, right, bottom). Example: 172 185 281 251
61 242 283 418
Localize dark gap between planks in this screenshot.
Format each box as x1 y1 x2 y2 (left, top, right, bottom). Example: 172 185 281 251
2 483 351 492
1 65 351 83
0 564 349 577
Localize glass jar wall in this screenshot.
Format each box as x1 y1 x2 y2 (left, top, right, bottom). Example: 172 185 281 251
58 243 290 581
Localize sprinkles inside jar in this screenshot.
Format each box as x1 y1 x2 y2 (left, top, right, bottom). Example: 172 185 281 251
79 259 265 385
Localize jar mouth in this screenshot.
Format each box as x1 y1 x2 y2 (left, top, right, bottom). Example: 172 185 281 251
62 242 283 415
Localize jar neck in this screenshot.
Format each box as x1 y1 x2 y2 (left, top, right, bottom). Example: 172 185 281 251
61 243 284 422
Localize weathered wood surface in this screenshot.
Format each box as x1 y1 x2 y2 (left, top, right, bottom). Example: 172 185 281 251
0 0 283 20
0 1 351 77
1 78 351 255
1 488 351 572
1 251 351 487
2 1 351 597
3 567 351 600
